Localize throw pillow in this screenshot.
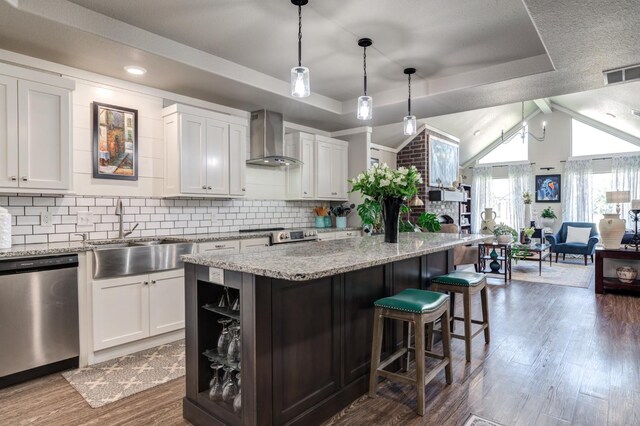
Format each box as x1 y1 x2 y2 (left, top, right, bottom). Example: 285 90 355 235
565 226 592 244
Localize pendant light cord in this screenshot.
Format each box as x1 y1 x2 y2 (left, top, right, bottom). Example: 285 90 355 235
363 45 368 96
298 4 302 67
407 73 412 115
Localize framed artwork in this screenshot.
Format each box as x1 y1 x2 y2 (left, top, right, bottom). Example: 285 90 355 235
535 174 561 202
428 137 459 188
92 102 138 180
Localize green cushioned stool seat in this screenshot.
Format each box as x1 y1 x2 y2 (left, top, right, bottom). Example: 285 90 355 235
374 289 448 314
432 271 485 287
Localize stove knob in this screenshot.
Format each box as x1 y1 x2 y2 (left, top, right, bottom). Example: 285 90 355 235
283 233 289 239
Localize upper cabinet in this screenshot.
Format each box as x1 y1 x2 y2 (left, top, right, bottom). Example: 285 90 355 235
0 65 74 192
163 104 248 198
285 132 348 201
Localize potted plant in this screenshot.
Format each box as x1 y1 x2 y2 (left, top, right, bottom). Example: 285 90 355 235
417 211 441 232
540 206 557 229
522 226 535 244
493 222 517 244
356 199 382 235
523 191 533 226
350 164 423 243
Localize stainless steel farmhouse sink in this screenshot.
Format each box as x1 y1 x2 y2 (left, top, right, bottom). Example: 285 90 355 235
92 241 196 279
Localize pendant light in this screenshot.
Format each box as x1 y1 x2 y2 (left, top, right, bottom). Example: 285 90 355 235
356 38 373 120
403 68 417 135
291 0 310 98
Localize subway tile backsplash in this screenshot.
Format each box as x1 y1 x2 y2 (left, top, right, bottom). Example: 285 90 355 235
1 195 318 245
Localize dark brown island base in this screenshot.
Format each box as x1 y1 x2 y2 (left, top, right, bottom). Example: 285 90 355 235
181 232 485 426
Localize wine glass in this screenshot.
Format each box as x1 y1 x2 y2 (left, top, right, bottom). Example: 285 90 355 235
227 324 241 364
208 363 223 401
217 319 232 356
222 366 238 403
230 293 240 312
217 287 230 309
233 374 242 414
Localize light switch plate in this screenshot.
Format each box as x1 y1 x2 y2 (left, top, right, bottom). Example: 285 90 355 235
40 211 53 227
77 211 94 226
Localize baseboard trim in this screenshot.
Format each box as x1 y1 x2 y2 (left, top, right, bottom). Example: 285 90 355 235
89 329 184 365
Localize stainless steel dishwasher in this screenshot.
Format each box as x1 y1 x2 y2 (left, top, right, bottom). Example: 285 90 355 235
0 254 79 388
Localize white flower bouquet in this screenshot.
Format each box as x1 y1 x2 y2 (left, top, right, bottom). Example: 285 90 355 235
349 163 423 200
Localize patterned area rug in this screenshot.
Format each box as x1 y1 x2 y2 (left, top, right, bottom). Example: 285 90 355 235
463 414 503 426
62 340 185 408
511 259 593 288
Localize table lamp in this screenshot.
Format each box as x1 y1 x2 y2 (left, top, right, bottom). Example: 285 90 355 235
606 190 630 216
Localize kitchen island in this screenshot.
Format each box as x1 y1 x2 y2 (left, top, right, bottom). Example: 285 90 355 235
182 232 485 426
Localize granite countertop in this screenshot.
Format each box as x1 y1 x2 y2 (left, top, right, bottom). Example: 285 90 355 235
0 227 362 259
182 232 486 281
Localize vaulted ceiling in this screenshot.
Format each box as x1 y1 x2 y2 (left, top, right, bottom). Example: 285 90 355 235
0 0 638 135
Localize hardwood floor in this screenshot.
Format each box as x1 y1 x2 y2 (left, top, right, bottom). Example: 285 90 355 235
1 275 638 426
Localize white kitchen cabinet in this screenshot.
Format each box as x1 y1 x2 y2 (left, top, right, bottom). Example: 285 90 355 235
240 237 270 252
92 269 185 351
316 136 348 200
198 239 241 254
285 132 315 199
0 68 73 192
163 104 248 198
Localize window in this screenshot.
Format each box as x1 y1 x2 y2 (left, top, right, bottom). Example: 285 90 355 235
591 172 613 223
571 119 640 157
489 178 511 226
478 131 529 164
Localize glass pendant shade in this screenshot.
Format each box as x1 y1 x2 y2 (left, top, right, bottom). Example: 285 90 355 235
403 115 417 135
291 66 310 98
357 96 373 120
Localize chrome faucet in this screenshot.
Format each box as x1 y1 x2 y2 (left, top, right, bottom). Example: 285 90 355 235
115 198 139 239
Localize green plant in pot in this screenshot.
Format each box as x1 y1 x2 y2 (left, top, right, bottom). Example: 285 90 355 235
540 206 557 229
493 222 517 244
417 212 441 232
356 199 382 235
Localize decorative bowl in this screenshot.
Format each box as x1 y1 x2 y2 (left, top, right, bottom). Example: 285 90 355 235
496 234 513 245
616 266 638 283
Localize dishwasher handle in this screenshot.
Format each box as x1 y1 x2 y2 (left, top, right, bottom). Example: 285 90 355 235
0 255 79 275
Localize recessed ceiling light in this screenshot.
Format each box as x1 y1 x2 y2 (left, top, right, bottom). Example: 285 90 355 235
606 112 617 118
124 66 146 75
473 130 481 136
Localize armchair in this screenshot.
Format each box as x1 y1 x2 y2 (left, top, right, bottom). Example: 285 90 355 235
439 224 479 271
545 222 600 265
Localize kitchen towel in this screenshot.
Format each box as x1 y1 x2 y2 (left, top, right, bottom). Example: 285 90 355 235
0 207 11 249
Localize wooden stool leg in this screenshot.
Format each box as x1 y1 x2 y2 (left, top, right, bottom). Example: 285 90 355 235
426 321 433 351
368 308 384 398
401 321 411 372
463 290 472 362
480 286 490 344
414 316 426 416
440 308 453 384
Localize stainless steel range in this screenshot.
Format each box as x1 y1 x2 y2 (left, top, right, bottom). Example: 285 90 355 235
270 229 318 244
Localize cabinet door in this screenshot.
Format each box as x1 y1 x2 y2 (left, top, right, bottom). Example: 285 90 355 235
149 270 185 336
229 123 247 196
330 143 348 199
180 114 208 194
0 76 18 188
315 141 333 198
300 135 315 198
17 80 70 189
205 118 229 194
92 275 150 350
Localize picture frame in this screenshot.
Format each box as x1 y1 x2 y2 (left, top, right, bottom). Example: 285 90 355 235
535 174 561 203
92 102 138 181
428 137 459 188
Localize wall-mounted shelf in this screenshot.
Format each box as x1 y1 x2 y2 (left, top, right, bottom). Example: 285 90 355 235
428 189 464 202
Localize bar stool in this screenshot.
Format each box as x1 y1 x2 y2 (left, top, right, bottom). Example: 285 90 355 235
431 271 490 362
368 288 452 416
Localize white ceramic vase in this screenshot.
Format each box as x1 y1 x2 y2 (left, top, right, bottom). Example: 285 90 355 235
496 234 513 244
541 217 555 229
480 208 497 235
524 204 532 227
598 213 625 249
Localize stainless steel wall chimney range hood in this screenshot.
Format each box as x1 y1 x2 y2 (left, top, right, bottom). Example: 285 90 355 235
247 110 302 167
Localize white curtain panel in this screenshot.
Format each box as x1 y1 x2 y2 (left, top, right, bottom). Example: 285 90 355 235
612 154 640 224
471 165 493 233
562 158 593 222
507 163 532 229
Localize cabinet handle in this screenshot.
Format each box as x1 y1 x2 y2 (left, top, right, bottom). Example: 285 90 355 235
144 281 149 285
214 244 226 248
241 188 246 191
303 191 307 194
208 186 212 190
10 176 17 181
151 280 156 284
21 176 28 181
346 232 352 236
202 185 207 189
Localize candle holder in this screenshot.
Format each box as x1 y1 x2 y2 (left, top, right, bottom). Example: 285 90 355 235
626 209 640 251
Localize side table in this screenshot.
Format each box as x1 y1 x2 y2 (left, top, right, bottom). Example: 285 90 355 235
595 247 640 294
478 243 511 283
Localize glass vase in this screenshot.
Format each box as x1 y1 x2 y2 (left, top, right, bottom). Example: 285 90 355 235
382 196 403 244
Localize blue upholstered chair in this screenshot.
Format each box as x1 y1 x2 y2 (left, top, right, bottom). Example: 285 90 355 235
545 222 600 265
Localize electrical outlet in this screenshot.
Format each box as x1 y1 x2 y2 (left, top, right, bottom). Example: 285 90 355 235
40 211 53 227
77 211 95 226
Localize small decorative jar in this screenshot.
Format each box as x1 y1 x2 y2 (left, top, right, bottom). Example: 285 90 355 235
616 266 638 283
324 216 332 227
335 217 347 229
315 217 325 228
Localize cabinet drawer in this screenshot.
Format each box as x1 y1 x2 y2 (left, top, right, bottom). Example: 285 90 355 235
317 232 337 241
240 237 270 252
334 230 360 240
198 240 241 254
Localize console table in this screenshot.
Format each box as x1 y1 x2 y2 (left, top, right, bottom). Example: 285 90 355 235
595 247 640 294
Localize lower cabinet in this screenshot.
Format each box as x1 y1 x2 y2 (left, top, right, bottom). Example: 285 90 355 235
92 269 185 351
198 238 271 254
318 230 361 241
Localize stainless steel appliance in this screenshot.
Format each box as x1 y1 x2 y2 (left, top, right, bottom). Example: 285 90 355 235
0 254 79 388
270 229 318 244
92 240 196 279
247 110 302 167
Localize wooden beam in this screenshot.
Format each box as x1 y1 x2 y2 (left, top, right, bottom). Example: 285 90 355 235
534 98 553 114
